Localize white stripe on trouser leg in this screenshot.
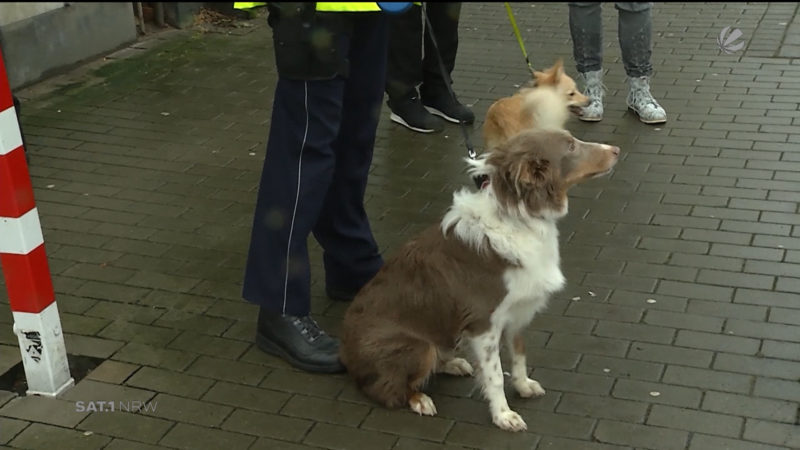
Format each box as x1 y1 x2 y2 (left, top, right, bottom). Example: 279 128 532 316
282 82 310 315
0 208 45 254
0 106 24 155
420 4 426 63
12 303 74 397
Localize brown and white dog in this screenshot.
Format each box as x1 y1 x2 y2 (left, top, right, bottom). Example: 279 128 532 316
482 59 590 150
340 129 620 432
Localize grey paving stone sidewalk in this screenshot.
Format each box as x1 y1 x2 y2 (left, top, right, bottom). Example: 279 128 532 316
1 2 799 449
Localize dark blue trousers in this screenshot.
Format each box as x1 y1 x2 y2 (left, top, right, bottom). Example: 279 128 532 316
243 13 388 316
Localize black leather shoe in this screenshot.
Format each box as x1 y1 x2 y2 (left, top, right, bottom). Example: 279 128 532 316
255 309 345 373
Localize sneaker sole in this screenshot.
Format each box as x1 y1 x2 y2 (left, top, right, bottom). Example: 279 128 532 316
627 106 667 124
423 106 464 124
390 113 441 133
256 333 345 374
578 116 603 122
425 106 475 125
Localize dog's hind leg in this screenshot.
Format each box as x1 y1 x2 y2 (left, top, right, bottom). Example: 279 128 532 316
505 333 545 398
407 343 439 415
357 334 439 415
436 353 474 376
409 391 437 416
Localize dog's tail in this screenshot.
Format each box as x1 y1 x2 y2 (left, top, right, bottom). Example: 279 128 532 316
520 87 570 131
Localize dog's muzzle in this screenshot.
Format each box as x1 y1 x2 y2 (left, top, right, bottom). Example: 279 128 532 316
569 105 584 116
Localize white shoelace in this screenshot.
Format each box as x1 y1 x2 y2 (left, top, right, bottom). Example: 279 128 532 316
292 316 325 342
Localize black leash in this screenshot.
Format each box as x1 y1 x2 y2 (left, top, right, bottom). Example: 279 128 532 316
421 4 487 190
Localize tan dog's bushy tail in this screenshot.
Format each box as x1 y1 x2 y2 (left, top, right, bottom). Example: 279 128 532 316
520 87 570 131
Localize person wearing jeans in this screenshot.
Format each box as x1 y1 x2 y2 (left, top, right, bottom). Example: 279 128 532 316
568 2 667 124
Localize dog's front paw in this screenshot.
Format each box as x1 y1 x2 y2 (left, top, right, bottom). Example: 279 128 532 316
409 393 438 416
493 410 527 432
441 358 474 376
514 378 546 398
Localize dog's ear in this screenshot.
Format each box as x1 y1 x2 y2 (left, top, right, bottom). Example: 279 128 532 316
532 59 565 85
531 70 547 86
505 155 560 215
552 59 565 81
489 148 562 215
510 157 550 191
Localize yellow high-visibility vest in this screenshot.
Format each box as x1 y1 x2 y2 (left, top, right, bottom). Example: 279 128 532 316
315 2 382 12
234 2 266 9
240 2 419 13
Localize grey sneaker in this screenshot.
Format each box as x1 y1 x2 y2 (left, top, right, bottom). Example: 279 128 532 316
578 70 604 122
627 76 667 124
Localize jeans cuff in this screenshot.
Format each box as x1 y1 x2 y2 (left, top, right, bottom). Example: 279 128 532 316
576 63 603 74
625 68 653 78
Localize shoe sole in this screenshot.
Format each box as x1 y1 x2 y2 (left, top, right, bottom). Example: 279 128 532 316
256 333 345 374
424 106 474 124
578 116 603 122
390 113 441 133
627 106 666 124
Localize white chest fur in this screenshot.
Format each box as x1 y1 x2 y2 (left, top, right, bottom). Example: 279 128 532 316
441 188 567 327
445 186 566 432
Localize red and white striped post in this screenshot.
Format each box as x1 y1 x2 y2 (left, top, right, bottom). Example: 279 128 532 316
0 49 73 397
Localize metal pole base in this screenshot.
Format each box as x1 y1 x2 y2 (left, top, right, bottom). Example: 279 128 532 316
12 302 75 397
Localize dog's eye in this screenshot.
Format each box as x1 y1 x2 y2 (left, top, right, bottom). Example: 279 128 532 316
568 92 575 97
